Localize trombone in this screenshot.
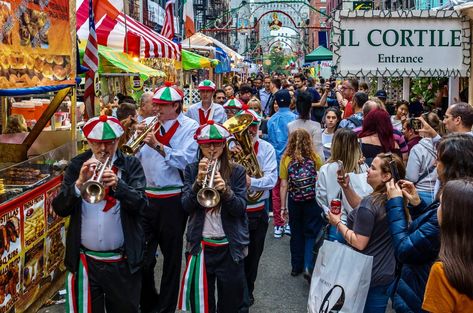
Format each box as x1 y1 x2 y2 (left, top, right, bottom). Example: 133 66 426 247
81 157 111 203
121 115 162 155
197 156 221 208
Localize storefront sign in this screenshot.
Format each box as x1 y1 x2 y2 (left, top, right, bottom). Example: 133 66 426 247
353 1 373 10
332 10 471 77
0 0 74 89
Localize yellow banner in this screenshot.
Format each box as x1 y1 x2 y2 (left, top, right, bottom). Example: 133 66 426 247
0 0 74 89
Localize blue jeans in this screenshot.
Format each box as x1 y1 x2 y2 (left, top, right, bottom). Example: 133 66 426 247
287 197 325 272
418 190 434 207
363 282 393 313
327 225 346 244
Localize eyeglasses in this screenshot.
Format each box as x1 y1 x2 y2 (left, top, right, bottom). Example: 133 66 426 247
89 139 117 147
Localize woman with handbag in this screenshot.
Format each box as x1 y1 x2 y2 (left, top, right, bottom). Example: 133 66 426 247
316 128 372 243
280 129 324 281
327 152 405 313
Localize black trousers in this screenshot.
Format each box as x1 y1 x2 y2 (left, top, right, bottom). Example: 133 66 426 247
141 195 188 313
190 244 245 313
85 257 141 313
241 210 269 311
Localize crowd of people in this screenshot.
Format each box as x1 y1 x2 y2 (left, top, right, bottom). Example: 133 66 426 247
52 73 473 313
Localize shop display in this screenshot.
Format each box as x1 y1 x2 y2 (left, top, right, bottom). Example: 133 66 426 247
22 240 44 294
44 223 65 275
0 261 20 313
1 166 50 188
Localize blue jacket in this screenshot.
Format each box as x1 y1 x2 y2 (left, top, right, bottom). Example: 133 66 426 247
267 107 296 165
386 197 440 313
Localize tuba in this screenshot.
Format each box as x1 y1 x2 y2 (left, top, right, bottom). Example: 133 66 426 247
223 114 264 202
197 156 221 208
121 116 161 155
81 157 111 203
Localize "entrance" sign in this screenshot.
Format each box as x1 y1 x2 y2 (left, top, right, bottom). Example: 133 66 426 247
332 10 471 77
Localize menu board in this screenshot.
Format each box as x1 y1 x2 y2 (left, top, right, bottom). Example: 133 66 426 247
0 0 74 89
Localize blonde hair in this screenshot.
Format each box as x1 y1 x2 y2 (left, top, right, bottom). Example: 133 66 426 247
283 129 319 164
248 97 262 112
329 129 363 173
4 114 28 134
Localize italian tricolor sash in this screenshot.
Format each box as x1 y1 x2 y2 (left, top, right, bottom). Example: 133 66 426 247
66 250 123 313
178 237 229 313
146 186 182 198
246 200 265 212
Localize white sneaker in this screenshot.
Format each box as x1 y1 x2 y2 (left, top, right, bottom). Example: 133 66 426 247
274 226 283 238
284 224 291 236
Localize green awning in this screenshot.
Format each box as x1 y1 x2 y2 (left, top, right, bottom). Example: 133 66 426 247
80 45 166 80
304 46 333 63
175 50 219 70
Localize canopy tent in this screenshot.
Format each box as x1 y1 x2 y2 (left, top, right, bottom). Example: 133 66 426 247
180 33 244 62
79 44 166 80
304 46 333 63
175 50 219 70
77 0 180 60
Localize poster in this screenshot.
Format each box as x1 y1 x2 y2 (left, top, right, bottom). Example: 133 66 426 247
0 0 74 89
22 240 44 294
0 207 21 265
23 194 45 248
0 260 21 313
44 222 64 276
45 185 60 229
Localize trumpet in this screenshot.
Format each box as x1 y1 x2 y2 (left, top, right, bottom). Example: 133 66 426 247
81 157 111 203
197 157 221 208
121 116 162 155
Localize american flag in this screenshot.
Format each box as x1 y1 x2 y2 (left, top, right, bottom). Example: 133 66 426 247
160 0 175 40
82 0 98 120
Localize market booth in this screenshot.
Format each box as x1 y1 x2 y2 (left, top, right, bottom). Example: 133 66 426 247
0 0 78 312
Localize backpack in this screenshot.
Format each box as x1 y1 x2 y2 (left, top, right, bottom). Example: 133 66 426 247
287 157 317 202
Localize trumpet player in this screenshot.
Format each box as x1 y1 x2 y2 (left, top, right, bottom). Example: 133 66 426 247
231 108 278 311
136 82 199 313
179 120 249 313
186 80 227 125
52 115 148 313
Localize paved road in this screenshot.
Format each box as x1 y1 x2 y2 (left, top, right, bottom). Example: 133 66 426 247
39 220 393 313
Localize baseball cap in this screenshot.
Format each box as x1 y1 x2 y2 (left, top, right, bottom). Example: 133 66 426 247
274 89 291 107
375 90 387 99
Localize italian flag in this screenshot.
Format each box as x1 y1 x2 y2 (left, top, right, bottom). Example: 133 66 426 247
183 0 195 38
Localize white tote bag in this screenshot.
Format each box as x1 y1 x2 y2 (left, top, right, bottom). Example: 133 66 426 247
308 240 373 313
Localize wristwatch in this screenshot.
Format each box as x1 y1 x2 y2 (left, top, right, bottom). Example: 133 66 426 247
155 143 165 156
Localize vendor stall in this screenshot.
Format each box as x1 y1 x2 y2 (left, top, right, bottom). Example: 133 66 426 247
0 0 78 312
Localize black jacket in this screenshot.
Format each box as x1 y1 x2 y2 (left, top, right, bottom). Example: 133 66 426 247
52 149 148 274
181 162 249 262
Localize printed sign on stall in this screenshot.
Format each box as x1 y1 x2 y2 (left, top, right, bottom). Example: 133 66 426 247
23 194 45 248
21 240 44 294
0 0 74 89
0 260 21 313
44 222 65 277
45 185 60 229
0 207 21 265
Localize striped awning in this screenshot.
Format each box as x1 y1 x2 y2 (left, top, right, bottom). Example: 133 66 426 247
77 0 181 60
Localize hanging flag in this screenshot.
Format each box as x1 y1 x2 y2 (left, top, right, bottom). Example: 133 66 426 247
82 0 99 120
183 0 195 38
161 0 175 40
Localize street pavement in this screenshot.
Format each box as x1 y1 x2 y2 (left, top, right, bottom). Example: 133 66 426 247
38 219 394 313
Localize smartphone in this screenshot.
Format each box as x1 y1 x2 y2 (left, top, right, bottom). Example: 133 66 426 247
337 160 345 176
389 160 400 183
409 119 422 131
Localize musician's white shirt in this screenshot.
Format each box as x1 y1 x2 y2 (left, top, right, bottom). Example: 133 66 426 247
185 101 227 125
76 153 124 251
137 113 199 189
249 138 278 201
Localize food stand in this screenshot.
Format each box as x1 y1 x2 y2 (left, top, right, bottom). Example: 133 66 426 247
0 0 77 311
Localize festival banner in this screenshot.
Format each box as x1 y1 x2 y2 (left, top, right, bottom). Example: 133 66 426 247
0 0 74 89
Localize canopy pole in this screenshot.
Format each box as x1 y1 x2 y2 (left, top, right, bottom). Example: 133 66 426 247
1 97 7 134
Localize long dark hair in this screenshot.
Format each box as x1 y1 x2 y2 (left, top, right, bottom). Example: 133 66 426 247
296 91 312 120
322 107 342 129
359 109 395 152
439 178 473 298
436 133 473 188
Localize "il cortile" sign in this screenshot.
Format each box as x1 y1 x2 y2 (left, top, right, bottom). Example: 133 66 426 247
332 10 471 77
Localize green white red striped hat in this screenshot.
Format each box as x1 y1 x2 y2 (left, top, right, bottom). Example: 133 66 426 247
153 82 184 104
198 80 216 91
194 120 230 144
237 105 262 125
82 115 124 142
223 97 243 110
